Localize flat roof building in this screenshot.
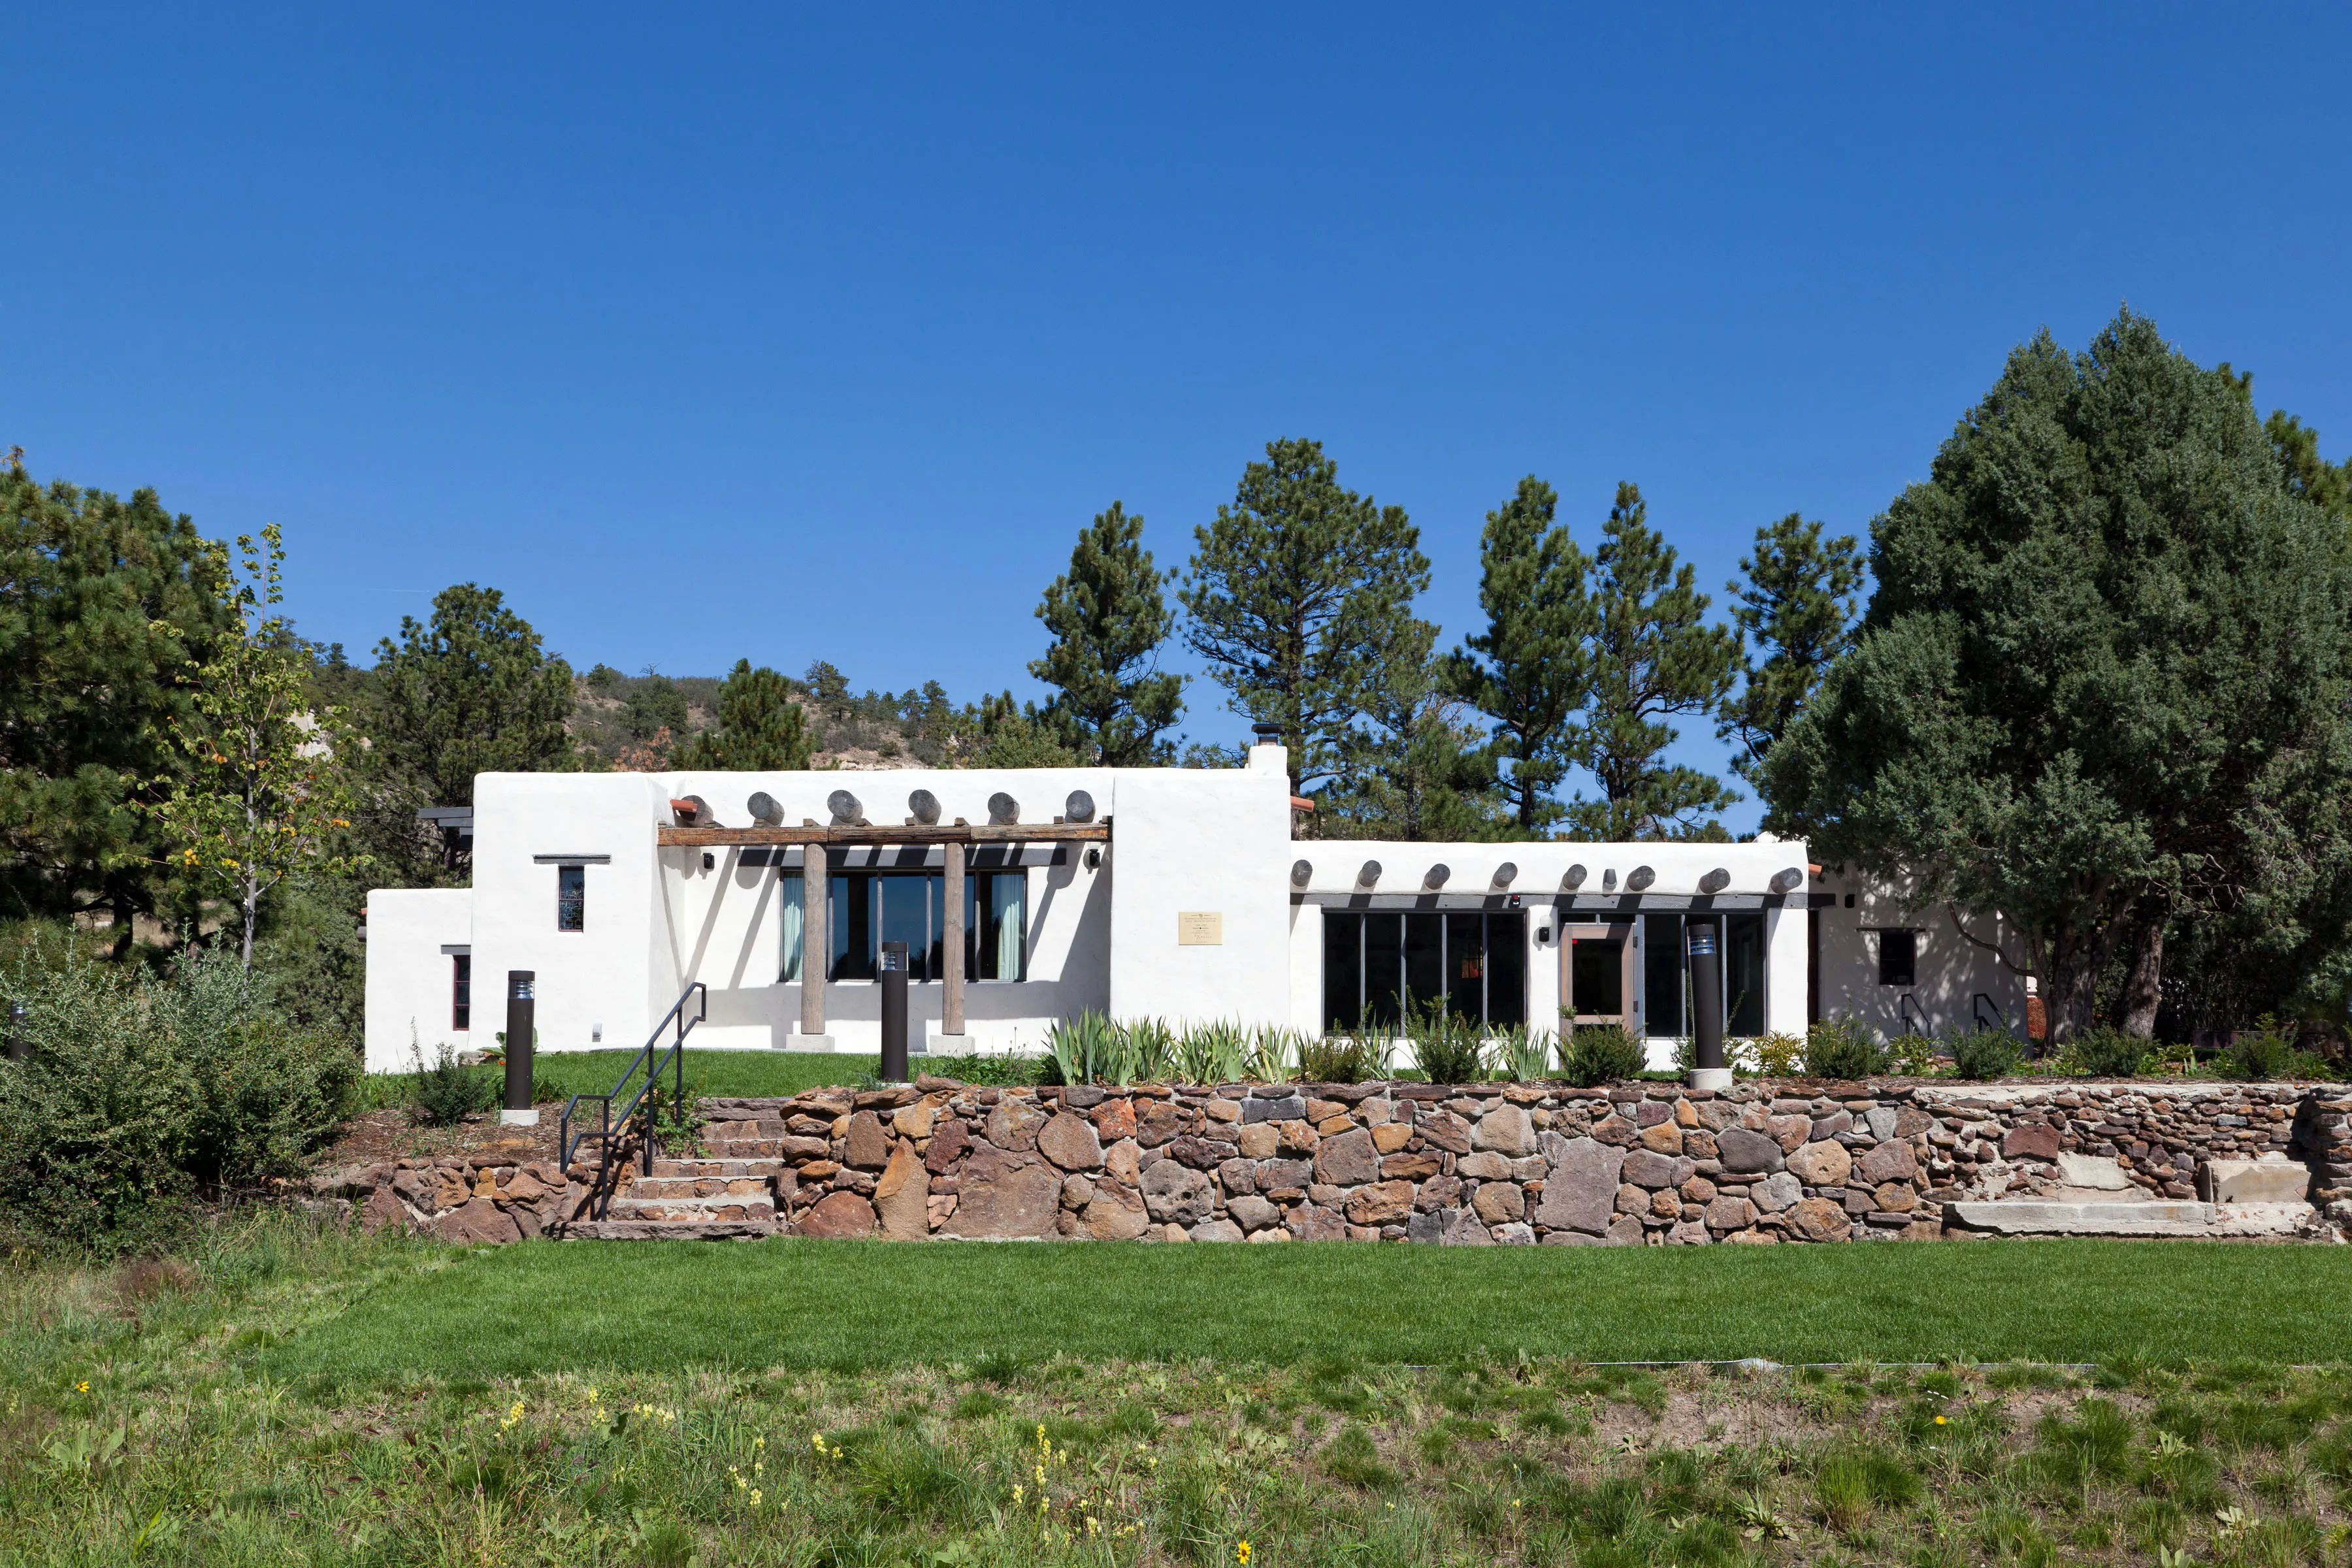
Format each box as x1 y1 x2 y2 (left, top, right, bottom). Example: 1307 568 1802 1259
363 740 2023 1072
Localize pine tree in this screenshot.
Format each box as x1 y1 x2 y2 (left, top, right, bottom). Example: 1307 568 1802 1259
1445 476 1590 835
366 583 578 879
1181 439 1428 798
1770 312 2352 1039
1327 636 1509 841
1565 484 1741 841
674 661 813 770
958 691 1080 768
2263 410 2352 519
0 455 235 940
1720 513 1865 791
1030 502 1185 764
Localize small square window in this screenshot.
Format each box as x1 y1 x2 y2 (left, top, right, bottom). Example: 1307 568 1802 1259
557 864 585 932
1878 929 1916 987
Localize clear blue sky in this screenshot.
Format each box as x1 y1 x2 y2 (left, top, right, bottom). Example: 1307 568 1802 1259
8 5 2348 830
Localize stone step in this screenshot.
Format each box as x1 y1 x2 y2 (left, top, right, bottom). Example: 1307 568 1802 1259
692 1137 825 1160
647 1158 789 1180
621 1175 779 1200
563 1218 777 1241
607 1194 778 1222
1946 1200 2316 1237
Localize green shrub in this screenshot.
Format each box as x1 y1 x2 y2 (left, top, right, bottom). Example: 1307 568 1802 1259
1949 1028 2025 1081
2062 1026 2148 1079
0 941 359 1247
1803 1015 1892 1079
1407 1000 1484 1084
409 1037 496 1126
1560 1024 1647 1088
2221 1017 2332 1081
1299 1034 1374 1083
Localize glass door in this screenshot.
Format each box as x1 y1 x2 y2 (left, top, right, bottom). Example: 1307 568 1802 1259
1562 923 1638 1031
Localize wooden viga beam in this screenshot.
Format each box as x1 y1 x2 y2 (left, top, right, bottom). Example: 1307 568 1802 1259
655 821 1111 847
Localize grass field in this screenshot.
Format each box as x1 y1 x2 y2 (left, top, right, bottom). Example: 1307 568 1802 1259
7 1216 2351 1567
525 1047 892 1101
263 1235 2352 1381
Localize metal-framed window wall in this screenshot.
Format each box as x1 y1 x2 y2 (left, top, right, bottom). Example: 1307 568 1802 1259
1322 910 1526 1030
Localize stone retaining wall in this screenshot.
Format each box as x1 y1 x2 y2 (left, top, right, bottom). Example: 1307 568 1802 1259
316 1077 2351 1243
705 1077 2352 1245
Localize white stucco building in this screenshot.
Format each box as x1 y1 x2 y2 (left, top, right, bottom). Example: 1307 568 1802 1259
362 740 2028 1071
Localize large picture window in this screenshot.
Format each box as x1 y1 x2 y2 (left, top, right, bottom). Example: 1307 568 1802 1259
777 869 1027 983
1643 911 1769 1037
1322 911 1524 1030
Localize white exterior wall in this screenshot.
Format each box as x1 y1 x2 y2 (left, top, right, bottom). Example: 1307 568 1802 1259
1283 837 1816 1061
367 755 1873 1070
1103 751 1296 1027
472 771 671 1066
1813 868 2031 1041
362 887 475 1070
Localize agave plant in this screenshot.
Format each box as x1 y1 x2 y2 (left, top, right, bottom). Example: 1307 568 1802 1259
1175 1020 1249 1085
1120 1017 1177 1084
1494 1024 1554 1083
1044 1011 1117 1085
1245 1025 1299 1084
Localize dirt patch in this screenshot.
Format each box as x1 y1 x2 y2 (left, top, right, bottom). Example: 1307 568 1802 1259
314 1107 563 1174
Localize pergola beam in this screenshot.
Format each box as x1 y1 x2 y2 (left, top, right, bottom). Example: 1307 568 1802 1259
657 821 1110 847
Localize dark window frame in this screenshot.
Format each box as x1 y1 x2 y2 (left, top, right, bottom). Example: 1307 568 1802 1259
1878 928 1917 988
1320 910 1527 1030
555 864 585 932
451 953 472 1032
822 868 1028 984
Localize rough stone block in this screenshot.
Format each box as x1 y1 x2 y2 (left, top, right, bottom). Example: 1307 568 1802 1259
1858 1140 1918 1184
942 1151 1063 1239
1474 1105 1535 1156
1227 1194 1281 1232
1786 1196 1851 1243
2198 1155 2311 1204
1140 1158 1215 1224
1716 1126 1786 1174
1345 1180 1415 1224
1532 1135 1625 1235
798 1190 876 1238
1786 1141 1851 1186
1314 1128 1380 1186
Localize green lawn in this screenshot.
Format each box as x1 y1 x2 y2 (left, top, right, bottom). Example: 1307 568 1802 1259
525 1047 889 1100
265 1237 2352 1381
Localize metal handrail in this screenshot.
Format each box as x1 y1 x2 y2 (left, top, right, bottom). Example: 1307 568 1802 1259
1896 992 1925 1036
560 981 706 1218
1972 992 2008 1034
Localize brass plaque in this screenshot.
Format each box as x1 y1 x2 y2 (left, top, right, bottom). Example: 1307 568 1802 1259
1177 911 1224 946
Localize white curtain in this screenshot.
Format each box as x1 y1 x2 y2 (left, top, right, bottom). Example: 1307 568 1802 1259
778 872 804 981
992 874 1025 981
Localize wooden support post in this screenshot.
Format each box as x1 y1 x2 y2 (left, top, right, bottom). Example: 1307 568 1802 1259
942 841 966 1038
800 851 828 1040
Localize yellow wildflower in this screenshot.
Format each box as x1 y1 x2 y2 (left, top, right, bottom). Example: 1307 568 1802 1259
1237 1543 1252 1564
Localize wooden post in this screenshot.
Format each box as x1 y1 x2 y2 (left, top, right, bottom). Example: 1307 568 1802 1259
800 850 827 1039
942 843 966 1037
